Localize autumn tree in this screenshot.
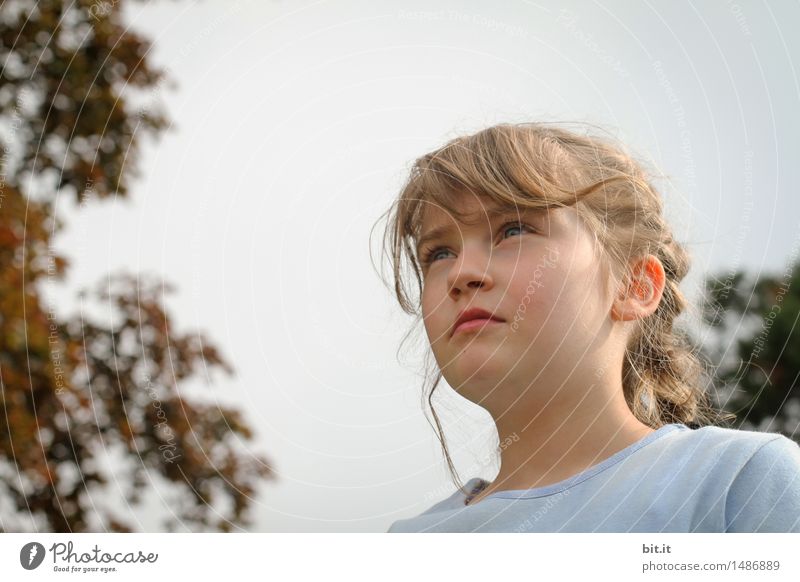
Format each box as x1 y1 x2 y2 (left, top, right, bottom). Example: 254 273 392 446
1 0 273 531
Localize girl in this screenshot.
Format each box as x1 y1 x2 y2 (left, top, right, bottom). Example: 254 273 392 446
380 122 800 533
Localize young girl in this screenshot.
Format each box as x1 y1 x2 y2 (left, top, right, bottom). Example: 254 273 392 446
381 122 800 533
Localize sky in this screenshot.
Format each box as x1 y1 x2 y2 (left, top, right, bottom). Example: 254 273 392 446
42 0 800 532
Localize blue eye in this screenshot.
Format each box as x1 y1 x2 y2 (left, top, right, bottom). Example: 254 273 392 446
500 222 533 238
419 221 534 268
421 246 452 266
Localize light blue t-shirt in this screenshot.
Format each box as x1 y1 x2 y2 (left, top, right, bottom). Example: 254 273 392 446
387 423 800 532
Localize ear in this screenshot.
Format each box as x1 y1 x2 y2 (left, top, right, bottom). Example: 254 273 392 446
611 255 666 322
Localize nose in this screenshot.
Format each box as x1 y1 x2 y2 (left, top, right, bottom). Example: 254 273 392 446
446 246 494 298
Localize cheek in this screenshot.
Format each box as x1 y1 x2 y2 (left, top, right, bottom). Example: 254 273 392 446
420 284 435 321
421 285 447 338
505 261 565 320
507 256 605 333
504 262 599 343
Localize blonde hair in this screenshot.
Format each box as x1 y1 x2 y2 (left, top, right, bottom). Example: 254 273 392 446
376 122 733 492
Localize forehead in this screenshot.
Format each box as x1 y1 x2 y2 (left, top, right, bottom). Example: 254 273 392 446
421 196 523 228
418 195 565 233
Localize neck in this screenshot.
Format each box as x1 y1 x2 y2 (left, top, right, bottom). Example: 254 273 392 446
476 373 655 498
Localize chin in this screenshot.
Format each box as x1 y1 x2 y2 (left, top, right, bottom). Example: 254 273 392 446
450 380 509 414
444 357 506 395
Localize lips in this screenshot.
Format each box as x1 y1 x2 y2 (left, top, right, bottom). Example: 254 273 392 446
451 307 505 338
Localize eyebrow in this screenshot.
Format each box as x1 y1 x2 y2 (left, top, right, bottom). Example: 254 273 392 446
415 206 542 256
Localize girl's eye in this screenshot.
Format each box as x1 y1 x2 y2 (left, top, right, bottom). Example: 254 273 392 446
421 246 452 266
500 221 533 239
420 221 534 268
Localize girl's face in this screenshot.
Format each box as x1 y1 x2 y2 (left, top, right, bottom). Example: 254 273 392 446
418 195 619 412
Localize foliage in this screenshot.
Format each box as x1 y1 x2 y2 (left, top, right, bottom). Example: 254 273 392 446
701 261 800 441
1 0 273 532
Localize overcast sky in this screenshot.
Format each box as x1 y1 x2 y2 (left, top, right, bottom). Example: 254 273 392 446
45 0 800 532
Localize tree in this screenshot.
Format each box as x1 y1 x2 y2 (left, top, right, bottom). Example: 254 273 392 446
701 260 800 442
1 0 273 531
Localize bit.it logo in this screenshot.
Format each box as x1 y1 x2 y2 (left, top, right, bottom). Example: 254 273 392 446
20 542 46 570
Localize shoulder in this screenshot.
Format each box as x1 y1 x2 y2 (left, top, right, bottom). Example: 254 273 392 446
715 428 800 532
647 424 800 531
672 423 782 449
386 477 484 533
659 424 788 467
671 423 799 478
